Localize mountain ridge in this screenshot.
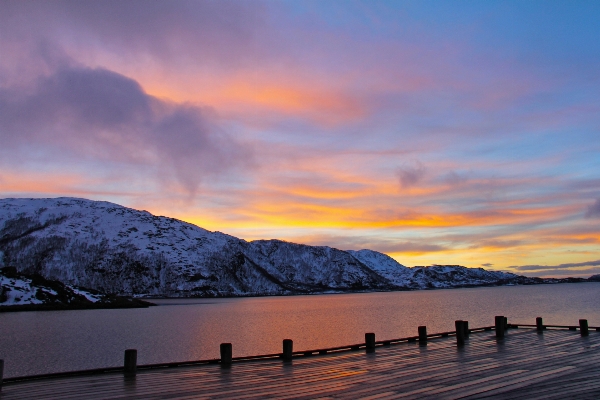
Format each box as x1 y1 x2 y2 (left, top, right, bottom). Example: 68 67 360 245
0 197 542 300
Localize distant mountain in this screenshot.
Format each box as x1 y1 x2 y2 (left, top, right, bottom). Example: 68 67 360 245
0 197 534 301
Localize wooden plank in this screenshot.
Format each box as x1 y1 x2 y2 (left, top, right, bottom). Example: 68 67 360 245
474 368 600 399
1 330 599 399
441 365 577 399
335 362 505 399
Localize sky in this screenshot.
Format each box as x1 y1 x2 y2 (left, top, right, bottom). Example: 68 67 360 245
1 0 599 277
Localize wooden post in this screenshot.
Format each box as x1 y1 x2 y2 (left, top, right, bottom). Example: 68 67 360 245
124 349 137 376
220 343 232 365
282 339 293 361
495 316 505 339
504 317 508 331
0 359 3 391
455 320 465 345
463 321 470 337
365 332 376 350
536 317 543 332
418 326 427 344
579 319 589 337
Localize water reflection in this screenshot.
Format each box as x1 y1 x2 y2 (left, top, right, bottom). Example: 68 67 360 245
0 283 599 378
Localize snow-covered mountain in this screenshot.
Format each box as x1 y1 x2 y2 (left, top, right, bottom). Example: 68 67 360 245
0 197 523 298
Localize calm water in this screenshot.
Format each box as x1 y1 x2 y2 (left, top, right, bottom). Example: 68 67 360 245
1 283 599 378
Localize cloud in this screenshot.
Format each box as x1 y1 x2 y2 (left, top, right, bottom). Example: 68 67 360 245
512 259 600 271
294 233 448 255
481 263 493 267
377 242 448 254
520 267 600 278
585 199 600 218
443 170 469 186
0 64 253 193
0 1 264 68
475 239 524 249
397 162 426 189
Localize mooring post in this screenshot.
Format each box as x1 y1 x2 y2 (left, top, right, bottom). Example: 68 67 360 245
504 317 508 331
495 316 505 339
124 349 137 376
536 317 544 332
464 320 470 337
0 359 4 391
365 332 376 350
579 319 589 337
220 343 232 366
455 320 465 346
418 326 427 344
282 339 293 361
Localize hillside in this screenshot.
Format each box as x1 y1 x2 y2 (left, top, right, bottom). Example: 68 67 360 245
0 197 526 299
0 266 153 311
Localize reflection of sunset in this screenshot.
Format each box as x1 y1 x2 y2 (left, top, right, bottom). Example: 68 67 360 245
152 286 600 361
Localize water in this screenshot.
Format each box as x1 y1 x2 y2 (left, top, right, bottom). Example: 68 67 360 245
1 283 599 378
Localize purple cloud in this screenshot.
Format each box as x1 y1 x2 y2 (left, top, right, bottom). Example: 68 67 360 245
521 268 600 278
474 239 524 249
512 260 600 271
443 171 469 186
0 1 264 68
397 162 426 189
298 234 447 254
0 64 253 193
585 199 600 218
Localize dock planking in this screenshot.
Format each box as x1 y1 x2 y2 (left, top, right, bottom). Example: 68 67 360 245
2 327 600 399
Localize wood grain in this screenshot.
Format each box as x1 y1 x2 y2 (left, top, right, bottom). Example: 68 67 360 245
2 328 599 399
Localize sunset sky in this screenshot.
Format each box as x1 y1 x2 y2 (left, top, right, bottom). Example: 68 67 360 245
1 1 599 277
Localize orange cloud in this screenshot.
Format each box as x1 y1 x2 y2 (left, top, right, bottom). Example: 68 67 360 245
0 170 146 200
228 83 357 112
139 68 368 126
218 195 578 230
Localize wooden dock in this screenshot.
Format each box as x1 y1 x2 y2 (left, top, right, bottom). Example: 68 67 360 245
2 323 600 399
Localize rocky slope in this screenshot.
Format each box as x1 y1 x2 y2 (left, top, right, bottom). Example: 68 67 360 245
0 197 526 299
0 266 152 310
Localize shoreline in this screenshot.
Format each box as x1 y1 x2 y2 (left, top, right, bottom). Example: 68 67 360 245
2 279 598 312
0 298 156 312
138 278 598 300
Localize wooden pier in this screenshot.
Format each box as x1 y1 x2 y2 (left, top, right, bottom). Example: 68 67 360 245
2 318 600 399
